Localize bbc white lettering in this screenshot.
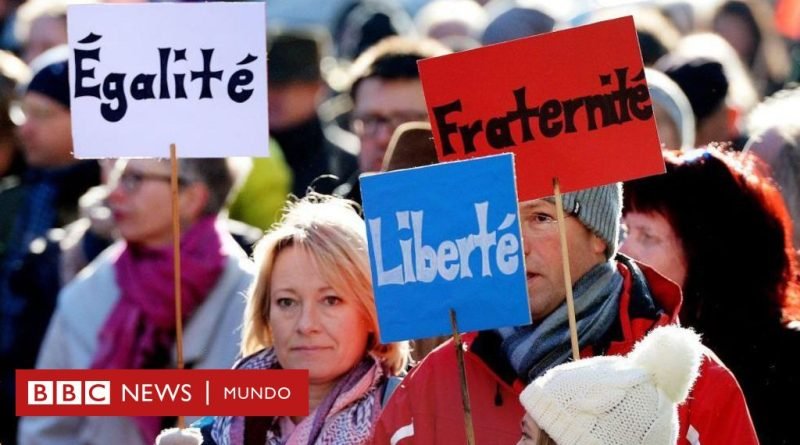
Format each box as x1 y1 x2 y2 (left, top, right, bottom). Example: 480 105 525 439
27 380 111 405
369 202 520 286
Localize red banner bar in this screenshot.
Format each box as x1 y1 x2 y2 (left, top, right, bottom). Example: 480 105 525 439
16 369 308 416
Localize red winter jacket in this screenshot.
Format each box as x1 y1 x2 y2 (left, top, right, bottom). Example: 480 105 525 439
371 260 758 445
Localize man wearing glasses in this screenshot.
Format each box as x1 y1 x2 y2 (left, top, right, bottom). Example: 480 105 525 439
334 36 449 203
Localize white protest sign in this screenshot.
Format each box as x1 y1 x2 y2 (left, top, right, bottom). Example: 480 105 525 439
67 2 268 158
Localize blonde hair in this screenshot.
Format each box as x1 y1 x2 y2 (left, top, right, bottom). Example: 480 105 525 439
241 194 409 374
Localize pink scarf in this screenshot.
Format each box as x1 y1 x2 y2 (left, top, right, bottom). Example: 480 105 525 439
91 215 225 443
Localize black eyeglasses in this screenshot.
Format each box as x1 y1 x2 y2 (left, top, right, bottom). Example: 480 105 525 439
351 112 429 137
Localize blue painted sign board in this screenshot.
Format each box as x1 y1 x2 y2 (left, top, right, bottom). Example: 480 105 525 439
361 153 530 342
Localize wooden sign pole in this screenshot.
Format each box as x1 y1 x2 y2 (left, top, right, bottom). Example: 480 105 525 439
552 178 581 361
170 143 186 429
450 308 476 445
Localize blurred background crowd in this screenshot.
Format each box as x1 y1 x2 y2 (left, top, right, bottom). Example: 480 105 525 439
2 0 800 444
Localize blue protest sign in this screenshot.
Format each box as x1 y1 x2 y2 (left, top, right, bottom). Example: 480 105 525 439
361 153 530 342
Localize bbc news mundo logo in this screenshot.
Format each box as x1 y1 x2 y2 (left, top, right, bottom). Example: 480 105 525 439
17 369 308 416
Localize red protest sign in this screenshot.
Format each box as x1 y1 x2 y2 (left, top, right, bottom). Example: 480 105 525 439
418 16 664 200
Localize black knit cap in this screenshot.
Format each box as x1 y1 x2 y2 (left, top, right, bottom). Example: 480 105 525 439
26 45 70 110
657 56 728 122
267 29 322 85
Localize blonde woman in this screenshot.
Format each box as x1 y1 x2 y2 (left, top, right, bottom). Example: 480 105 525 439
211 194 409 445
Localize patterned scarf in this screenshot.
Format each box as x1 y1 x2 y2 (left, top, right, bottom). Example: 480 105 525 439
213 349 385 445
497 260 623 383
91 215 225 443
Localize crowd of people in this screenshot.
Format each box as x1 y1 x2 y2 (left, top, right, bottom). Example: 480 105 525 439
2 0 800 444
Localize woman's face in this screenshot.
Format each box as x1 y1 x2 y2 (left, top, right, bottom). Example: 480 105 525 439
269 245 371 385
108 159 176 248
620 211 688 287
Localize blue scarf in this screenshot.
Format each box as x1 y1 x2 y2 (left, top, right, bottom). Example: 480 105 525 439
497 260 623 383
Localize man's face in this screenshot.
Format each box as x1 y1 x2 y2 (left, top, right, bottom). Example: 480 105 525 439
17 92 74 168
519 199 607 320
268 80 322 132
352 78 428 173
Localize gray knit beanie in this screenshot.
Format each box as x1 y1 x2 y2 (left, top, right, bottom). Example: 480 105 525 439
545 183 622 260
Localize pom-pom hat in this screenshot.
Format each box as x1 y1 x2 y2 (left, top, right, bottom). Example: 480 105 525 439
519 326 703 445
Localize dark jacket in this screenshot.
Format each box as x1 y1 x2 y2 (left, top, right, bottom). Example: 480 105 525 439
271 114 358 197
728 321 800 445
0 160 100 445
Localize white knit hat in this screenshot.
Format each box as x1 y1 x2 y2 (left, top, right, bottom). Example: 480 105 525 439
519 326 703 445
155 428 202 445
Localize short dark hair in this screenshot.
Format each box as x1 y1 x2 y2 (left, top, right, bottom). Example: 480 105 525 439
348 36 449 102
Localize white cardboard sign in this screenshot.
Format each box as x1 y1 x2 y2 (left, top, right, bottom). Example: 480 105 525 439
67 2 269 158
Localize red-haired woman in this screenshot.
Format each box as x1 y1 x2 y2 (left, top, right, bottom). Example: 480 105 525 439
621 147 800 444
